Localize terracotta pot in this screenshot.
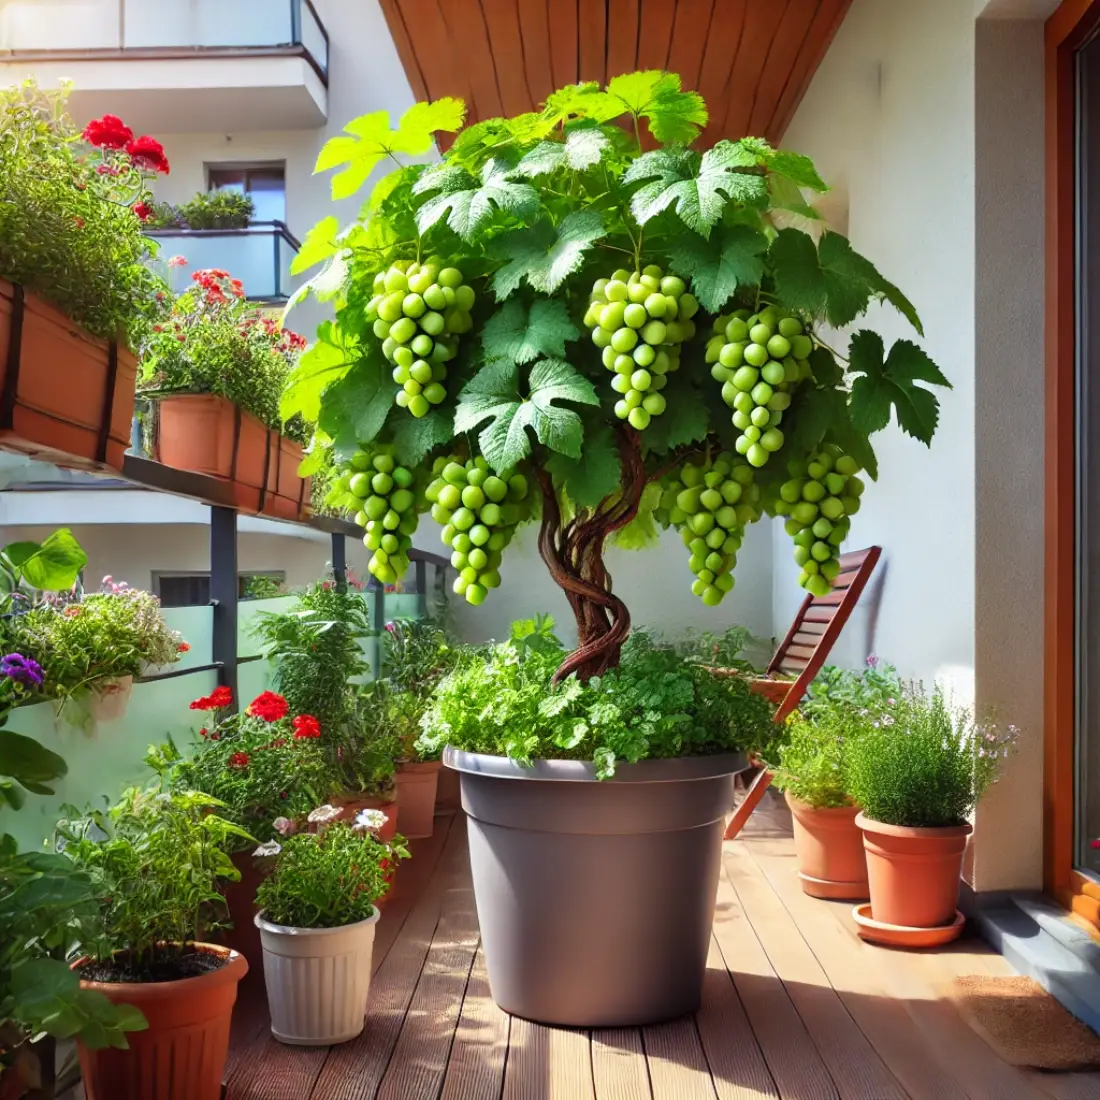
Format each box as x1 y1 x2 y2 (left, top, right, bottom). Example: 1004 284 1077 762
215 849 269 976
395 760 441 838
88 675 134 724
261 435 310 521
785 793 869 900
75 943 247 1100
155 394 269 512
437 760 461 811
0 279 136 472
855 811 972 928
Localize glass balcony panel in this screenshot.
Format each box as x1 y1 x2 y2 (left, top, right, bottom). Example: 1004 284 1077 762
0 0 121 50
121 0 293 49
299 0 328 76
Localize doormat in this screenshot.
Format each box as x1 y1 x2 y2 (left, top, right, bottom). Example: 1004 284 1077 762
950 975 1100 1071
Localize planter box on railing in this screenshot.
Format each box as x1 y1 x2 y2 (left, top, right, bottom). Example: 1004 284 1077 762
0 279 137 472
152 393 309 518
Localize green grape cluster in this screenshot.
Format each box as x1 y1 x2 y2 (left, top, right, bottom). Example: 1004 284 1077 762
656 452 762 606
773 446 865 597
705 306 814 468
425 456 532 606
365 257 475 418
583 265 699 431
340 446 421 586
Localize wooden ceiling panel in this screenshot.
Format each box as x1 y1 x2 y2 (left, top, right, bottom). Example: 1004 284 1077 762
377 0 851 145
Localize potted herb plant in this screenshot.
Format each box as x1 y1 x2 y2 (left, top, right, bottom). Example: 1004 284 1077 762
252 809 408 1045
58 788 251 1100
0 81 168 473
145 189 254 230
288 71 951 1026
138 269 309 517
846 685 1017 942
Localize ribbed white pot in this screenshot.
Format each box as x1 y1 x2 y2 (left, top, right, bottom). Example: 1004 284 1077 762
255 908 380 1046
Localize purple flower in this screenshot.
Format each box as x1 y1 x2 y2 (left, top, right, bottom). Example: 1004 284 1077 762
0 653 44 687
384 622 396 634
865 654 879 668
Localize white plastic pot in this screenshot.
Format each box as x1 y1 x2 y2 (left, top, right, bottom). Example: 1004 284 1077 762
88 675 133 723
254 908 380 1045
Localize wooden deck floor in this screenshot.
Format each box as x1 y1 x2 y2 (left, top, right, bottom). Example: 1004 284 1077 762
224 792 1100 1100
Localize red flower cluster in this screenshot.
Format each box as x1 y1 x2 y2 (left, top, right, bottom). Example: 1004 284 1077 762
292 715 321 740
192 268 245 308
126 135 170 175
189 685 233 712
83 114 133 150
176 641 191 653
248 691 288 723
132 201 153 222
240 313 306 354
228 752 250 769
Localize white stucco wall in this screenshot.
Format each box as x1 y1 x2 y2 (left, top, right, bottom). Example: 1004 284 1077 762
778 0 978 689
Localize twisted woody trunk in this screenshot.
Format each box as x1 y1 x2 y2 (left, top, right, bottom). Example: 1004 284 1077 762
536 426 652 683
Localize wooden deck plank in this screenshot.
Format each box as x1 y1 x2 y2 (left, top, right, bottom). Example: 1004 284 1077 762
711 857 840 1099
439 947 512 1100
504 1016 595 1100
745 838 969 1100
306 818 469 1100
643 1017 718 1100
592 1028 653 1100
695 939 780 1100
723 843 908 1100
374 850 481 1100
1028 1073 1100 1100
225 1023 328 1100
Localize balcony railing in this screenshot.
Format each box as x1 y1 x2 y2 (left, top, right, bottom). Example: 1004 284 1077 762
0 0 329 84
146 222 302 303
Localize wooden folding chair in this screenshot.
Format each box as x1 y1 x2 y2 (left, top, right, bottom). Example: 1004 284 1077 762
724 546 882 840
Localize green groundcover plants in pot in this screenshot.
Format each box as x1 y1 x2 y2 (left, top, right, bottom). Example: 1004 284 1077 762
846 685 1018 932
252 811 409 1045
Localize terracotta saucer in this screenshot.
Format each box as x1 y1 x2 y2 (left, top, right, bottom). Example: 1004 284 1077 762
798 872 870 901
851 904 965 947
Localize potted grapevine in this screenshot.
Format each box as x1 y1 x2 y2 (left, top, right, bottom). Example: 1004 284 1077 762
284 71 951 1026
252 808 408 1045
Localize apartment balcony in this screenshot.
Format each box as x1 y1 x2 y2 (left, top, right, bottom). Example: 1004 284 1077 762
0 0 328 131
146 221 301 303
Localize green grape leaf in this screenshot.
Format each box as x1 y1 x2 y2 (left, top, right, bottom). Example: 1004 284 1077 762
290 216 340 276
614 482 664 550
541 82 623 127
768 228 826 316
316 98 466 200
808 346 843 387
517 124 611 177
604 71 709 145
280 322 357 422
297 441 328 478
783 386 848 460
413 158 540 241
481 299 579 365
624 142 767 238
5 528 87 593
455 358 599 471
546 422 621 509
492 211 605 299
768 173 820 219
848 331 951 445
640 375 711 455
390 408 453 467
316 348 392 451
668 224 767 313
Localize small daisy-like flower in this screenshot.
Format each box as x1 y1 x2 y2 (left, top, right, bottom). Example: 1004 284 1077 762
353 808 388 833
253 840 281 857
272 816 296 837
307 804 341 825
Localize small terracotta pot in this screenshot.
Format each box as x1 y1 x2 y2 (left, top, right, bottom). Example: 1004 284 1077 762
785 794 869 900
88 675 134 724
215 849 269 977
436 761 461 811
855 812 972 928
395 760 441 839
0 279 137 472
75 943 247 1100
261 435 309 521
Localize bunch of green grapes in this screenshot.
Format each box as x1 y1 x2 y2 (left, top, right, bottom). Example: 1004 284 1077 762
583 265 699 431
425 456 532 606
773 445 865 597
339 446 421 586
656 452 761 606
365 258 475 418
705 306 814 468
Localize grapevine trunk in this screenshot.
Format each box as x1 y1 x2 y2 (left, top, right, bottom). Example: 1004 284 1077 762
537 426 648 683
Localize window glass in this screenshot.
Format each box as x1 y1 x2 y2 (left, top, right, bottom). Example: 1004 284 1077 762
208 166 286 223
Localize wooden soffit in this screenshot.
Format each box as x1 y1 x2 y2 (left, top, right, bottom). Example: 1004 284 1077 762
378 0 852 145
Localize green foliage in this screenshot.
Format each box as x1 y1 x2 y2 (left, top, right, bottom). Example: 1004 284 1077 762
0 528 87 596
0 81 167 348
845 686 1017 828
669 624 761 671
802 658 901 717
145 189 254 230
57 787 251 968
254 821 404 929
770 715 854 809
417 623 775 778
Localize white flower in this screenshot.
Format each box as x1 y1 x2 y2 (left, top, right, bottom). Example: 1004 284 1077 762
307 804 341 824
253 840 281 857
272 816 296 837
353 808 388 833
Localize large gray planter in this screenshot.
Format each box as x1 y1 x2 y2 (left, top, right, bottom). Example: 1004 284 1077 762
444 748 747 1027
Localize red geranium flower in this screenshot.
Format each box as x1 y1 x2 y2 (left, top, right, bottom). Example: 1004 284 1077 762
199 728 208 739
132 201 153 222
209 685 233 708
249 691 288 722
292 715 321 740
176 641 190 653
126 135 170 174
229 752 250 769
167 255 187 268
83 114 133 150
